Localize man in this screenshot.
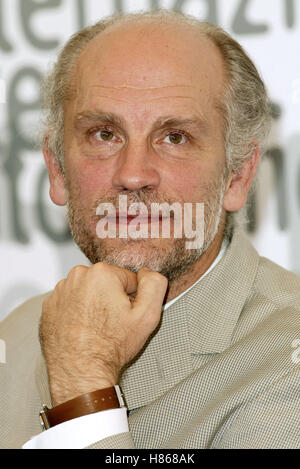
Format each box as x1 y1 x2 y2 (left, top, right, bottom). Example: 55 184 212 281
1 9 299 449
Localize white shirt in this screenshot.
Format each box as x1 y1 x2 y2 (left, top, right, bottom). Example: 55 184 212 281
23 239 229 449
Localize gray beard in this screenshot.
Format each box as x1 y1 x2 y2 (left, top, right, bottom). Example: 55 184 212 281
66 173 226 282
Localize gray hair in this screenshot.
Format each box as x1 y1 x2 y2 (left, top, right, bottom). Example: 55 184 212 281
41 8 272 236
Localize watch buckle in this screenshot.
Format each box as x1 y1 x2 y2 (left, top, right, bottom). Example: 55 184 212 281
39 405 50 431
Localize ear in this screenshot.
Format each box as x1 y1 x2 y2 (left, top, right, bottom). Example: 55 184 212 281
223 144 260 212
43 138 67 206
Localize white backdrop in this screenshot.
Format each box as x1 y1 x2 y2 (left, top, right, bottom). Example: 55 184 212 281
1 0 300 321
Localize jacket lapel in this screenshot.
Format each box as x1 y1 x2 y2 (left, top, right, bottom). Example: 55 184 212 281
120 291 194 411
186 230 259 354
120 230 260 411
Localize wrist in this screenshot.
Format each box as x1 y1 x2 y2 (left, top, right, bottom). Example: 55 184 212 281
40 385 126 430
50 378 118 407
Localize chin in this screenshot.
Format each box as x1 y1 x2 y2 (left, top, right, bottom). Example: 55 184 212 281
97 237 172 267
95 242 163 273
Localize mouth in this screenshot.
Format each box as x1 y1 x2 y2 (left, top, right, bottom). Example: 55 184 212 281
114 213 166 225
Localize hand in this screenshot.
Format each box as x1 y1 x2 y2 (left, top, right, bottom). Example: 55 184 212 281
39 263 168 406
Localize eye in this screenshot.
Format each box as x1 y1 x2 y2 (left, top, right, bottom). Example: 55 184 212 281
93 130 116 142
164 132 188 145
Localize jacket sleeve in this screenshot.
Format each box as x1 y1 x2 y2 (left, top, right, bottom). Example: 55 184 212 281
85 432 136 449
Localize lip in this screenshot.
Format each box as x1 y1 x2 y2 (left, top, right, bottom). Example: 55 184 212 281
106 213 168 225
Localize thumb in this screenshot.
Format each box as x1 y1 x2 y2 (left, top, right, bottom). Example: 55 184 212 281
133 268 168 316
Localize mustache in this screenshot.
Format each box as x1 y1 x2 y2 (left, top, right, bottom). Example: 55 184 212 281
91 189 183 213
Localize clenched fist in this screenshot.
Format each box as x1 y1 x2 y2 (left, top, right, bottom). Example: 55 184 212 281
39 263 168 406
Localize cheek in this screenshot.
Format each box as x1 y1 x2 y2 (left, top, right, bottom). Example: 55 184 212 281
67 160 113 206
167 161 224 202
163 165 205 199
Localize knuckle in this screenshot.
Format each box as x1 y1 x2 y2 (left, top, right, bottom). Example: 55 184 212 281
52 279 65 297
69 265 88 277
55 279 65 290
143 270 167 284
92 262 117 279
154 273 168 290
93 262 111 273
154 272 167 283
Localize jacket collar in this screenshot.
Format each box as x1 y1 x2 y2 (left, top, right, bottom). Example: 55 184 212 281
35 230 259 411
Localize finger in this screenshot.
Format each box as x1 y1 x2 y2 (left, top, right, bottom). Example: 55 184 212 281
92 262 138 296
132 268 168 314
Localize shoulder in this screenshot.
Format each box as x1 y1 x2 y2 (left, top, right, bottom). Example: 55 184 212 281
253 255 300 312
230 230 300 313
231 235 300 346
0 293 52 351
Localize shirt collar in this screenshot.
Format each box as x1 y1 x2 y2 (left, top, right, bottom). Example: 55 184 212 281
162 237 229 312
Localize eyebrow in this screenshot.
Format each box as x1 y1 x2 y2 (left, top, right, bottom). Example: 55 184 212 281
74 111 210 135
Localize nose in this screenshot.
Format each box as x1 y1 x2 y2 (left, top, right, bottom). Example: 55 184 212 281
112 142 160 191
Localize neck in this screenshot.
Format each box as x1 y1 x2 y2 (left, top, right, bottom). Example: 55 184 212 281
163 225 225 304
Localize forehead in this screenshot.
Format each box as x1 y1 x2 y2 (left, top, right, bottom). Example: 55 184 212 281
70 20 226 121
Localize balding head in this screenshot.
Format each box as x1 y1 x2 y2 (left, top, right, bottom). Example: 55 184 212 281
76 19 224 91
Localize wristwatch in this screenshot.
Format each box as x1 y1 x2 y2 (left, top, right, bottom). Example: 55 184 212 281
39 385 125 430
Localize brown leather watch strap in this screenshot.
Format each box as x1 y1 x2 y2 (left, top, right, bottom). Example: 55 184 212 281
40 385 125 430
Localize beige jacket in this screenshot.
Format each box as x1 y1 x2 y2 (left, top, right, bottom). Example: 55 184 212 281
1 230 300 449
